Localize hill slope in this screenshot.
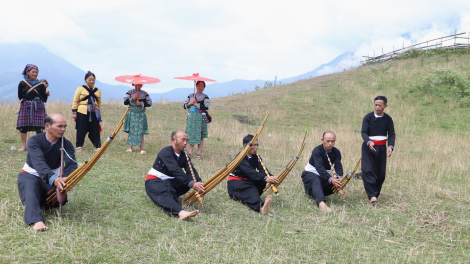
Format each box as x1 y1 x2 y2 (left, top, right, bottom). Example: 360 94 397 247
1 55 469 263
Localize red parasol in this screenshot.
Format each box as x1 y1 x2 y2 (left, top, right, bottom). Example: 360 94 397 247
115 74 161 84
174 73 216 97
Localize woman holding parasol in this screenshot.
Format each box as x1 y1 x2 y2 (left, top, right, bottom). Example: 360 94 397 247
176 73 215 160
115 74 160 155
122 84 153 154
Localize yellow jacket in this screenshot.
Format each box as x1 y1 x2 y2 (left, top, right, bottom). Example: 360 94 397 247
72 86 101 115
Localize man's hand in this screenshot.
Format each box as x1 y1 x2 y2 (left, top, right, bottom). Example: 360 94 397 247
369 142 376 152
331 178 342 189
266 176 279 184
192 182 205 193
72 113 77 121
46 91 50 96
188 98 197 106
54 177 66 191
136 100 142 106
387 147 393 158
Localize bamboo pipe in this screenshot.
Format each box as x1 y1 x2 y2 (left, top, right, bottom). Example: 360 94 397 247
326 153 344 200
46 161 88 197
55 136 66 216
184 114 269 206
257 155 277 195
185 151 204 208
191 114 268 196
186 144 251 205
263 131 307 195
332 158 361 194
62 108 129 191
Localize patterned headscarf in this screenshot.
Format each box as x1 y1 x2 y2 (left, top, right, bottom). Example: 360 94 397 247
23 64 39 80
23 64 40 85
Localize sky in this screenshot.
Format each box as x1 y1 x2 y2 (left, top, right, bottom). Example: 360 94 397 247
1 0 470 93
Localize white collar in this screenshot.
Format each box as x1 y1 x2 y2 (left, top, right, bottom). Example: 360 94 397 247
374 112 384 118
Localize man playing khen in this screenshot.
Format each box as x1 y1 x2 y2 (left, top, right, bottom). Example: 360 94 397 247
361 96 395 204
17 114 77 231
145 130 204 220
227 134 279 214
301 131 343 212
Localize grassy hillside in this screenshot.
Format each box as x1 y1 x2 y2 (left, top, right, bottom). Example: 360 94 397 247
1 55 469 263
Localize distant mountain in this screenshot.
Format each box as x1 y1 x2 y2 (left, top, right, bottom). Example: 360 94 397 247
149 52 359 102
150 79 267 102
0 43 130 101
277 52 357 84
0 43 359 102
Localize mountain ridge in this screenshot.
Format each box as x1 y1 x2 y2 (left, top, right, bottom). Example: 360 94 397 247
0 43 356 102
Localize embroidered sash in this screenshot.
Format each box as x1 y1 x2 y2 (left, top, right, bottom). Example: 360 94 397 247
22 79 42 94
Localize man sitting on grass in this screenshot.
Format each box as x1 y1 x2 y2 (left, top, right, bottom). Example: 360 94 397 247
17 114 77 231
301 131 343 212
227 134 279 214
145 130 204 220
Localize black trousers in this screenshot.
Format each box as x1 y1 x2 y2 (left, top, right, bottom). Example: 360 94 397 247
227 180 266 212
361 142 387 199
17 173 67 225
301 171 334 205
76 112 101 148
145 178 190 216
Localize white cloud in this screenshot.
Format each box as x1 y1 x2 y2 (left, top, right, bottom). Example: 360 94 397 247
1 0 470 93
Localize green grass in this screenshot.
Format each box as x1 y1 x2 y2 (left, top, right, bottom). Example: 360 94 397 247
1 55 470 263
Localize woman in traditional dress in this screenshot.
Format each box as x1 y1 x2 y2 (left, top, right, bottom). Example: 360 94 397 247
122 84 152 154
183 81 210 160
16 64 50 152
72 71 102 152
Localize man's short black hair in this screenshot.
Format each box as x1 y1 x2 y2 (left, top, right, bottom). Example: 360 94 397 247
171 131 177 140
44 115 54 126
374 96 387 104
243 134 254 145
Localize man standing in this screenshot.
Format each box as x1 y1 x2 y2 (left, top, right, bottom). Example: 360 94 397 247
145 131 204 220
361 96 396 204
227 134 279 214
17 114 77 231
301 131 343 212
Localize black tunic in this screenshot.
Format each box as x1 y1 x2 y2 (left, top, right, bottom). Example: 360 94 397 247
227 154 272 212
301 144 343 205
17 133 77 225
18 81 48 103
361 112 395 148
361 111 396 199
25 133 77 183
307 144 343 180
145 146 202 215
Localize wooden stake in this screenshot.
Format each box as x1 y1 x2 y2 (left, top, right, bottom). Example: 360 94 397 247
454 29 457 54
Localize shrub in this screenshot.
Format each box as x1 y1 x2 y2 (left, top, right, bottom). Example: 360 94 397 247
418 68 470 103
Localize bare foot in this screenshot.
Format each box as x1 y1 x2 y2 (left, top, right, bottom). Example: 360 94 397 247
318 201 332 212
18 146 27 152
260 195 273 214
370 197 378 204
32 221 48 231
178 210 199 220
